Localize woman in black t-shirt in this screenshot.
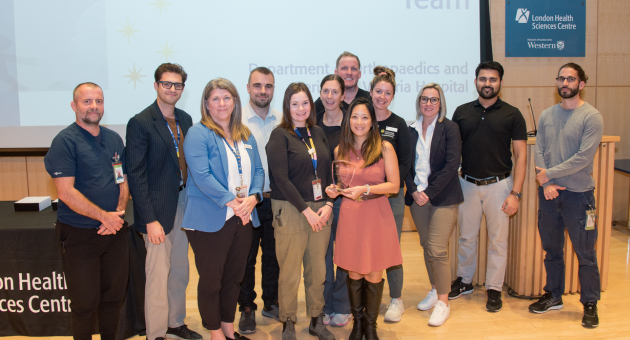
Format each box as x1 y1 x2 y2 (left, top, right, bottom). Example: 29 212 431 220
370 67 412 323
316 75 353 326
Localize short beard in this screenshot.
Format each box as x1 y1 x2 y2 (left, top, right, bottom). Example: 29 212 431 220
558 86 579 99
253 97 271 109
81 110 102 126
477 86 500 100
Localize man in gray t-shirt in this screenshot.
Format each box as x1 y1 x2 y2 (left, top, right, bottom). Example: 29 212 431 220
529 63 603 329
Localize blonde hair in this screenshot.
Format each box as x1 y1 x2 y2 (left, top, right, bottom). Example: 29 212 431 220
200 78 250 141
416 83 447 122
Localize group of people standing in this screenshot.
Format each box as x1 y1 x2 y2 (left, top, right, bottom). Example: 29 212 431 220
44 51 604 340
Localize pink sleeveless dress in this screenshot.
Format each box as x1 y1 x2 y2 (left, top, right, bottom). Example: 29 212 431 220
333 157 403 274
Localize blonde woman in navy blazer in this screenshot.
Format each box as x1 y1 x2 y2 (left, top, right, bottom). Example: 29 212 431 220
404 83 463 327
182 78 264 340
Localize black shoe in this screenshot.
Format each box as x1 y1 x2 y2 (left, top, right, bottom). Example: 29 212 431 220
347 277 365 340
166 324 202 340
363 279 384 340
282 318 297 340
448 277 474 300
582 302 599 328
228 332 251 340
262 302 280 321
309 314 335 340
486 289 502 312
529 292 564 313
238 306 256 334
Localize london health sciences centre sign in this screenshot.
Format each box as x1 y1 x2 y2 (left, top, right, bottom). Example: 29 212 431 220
505 0 585 57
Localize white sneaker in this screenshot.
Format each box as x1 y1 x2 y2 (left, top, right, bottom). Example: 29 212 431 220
330 313 351 327
417 289 438 311
323 314 332 325
384 298 405 322
428 300 450 326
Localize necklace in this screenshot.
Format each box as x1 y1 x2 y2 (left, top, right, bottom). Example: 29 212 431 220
352 148 361 160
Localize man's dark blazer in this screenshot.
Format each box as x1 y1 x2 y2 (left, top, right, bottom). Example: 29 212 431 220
404 117 464 207
125 100 193 235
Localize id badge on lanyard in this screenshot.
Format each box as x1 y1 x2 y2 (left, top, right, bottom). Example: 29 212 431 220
295 126 322 201
225 139 248 198
112 152 124 184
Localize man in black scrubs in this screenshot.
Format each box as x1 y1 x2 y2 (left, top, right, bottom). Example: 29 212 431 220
45 82 129 340
314 51 371 113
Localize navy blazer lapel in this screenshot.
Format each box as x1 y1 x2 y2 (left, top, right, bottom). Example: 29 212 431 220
174 108 191 136
150 101 180 165
429 120 445 166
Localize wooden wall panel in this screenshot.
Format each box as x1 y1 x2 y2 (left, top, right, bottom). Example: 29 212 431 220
489 0 599 87
595 87 630 159
499 87 597 134
0 157 29 201
596 0 630 86
26 156 57 199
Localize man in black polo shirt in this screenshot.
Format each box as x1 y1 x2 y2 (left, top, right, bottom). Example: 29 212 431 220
450 62 527 313
45 82 129 340
314 51 371 114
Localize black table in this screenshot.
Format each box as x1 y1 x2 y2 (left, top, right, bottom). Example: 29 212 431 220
614 159 630 228
0 200 147 338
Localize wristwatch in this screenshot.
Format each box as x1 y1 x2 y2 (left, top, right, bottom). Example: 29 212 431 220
250 193 261 203
510 190 522 200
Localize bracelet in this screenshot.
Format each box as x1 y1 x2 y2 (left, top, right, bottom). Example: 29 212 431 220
364 184 370 195
326 202 334 208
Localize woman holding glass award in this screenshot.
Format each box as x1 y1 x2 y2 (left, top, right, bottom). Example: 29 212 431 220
404 83 462 326
325 97 402 340
370 67 412 323
316 74 353 327
266 83 335 340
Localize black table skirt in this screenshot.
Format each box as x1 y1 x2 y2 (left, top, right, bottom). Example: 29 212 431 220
0 200 146 338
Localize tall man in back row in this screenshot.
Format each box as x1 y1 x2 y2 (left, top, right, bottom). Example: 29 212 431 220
45 82 129 340
126 63 201 340
529 63 603 328
450 61 527 312
314 51 371 113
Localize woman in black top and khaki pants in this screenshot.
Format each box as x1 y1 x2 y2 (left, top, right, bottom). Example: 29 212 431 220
266 83 335 340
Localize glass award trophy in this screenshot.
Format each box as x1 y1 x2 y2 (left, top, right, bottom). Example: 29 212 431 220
332 160 356 192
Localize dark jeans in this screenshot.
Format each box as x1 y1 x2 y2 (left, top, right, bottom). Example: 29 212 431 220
56 220 129 340
323 197 350 315
538 187 601 303
238 198 279 311
187 216 253 330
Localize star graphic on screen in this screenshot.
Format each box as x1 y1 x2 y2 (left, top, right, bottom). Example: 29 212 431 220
150 0 172 15
117 19 140 43
156 40 177 61
123 63 147 89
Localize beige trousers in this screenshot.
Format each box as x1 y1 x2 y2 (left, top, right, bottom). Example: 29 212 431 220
410 201 458 295
272 199 332 321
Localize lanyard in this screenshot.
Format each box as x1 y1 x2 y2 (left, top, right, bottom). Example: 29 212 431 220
164 117 181 158
294 126 318 179
224 139 244 185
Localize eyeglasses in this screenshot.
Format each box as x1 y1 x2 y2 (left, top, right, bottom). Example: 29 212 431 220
420 96 440 105
158 81 185 90
556 76 578 84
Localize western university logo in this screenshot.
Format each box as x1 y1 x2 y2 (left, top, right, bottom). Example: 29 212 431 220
557 41 565 50
516 8 530 23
